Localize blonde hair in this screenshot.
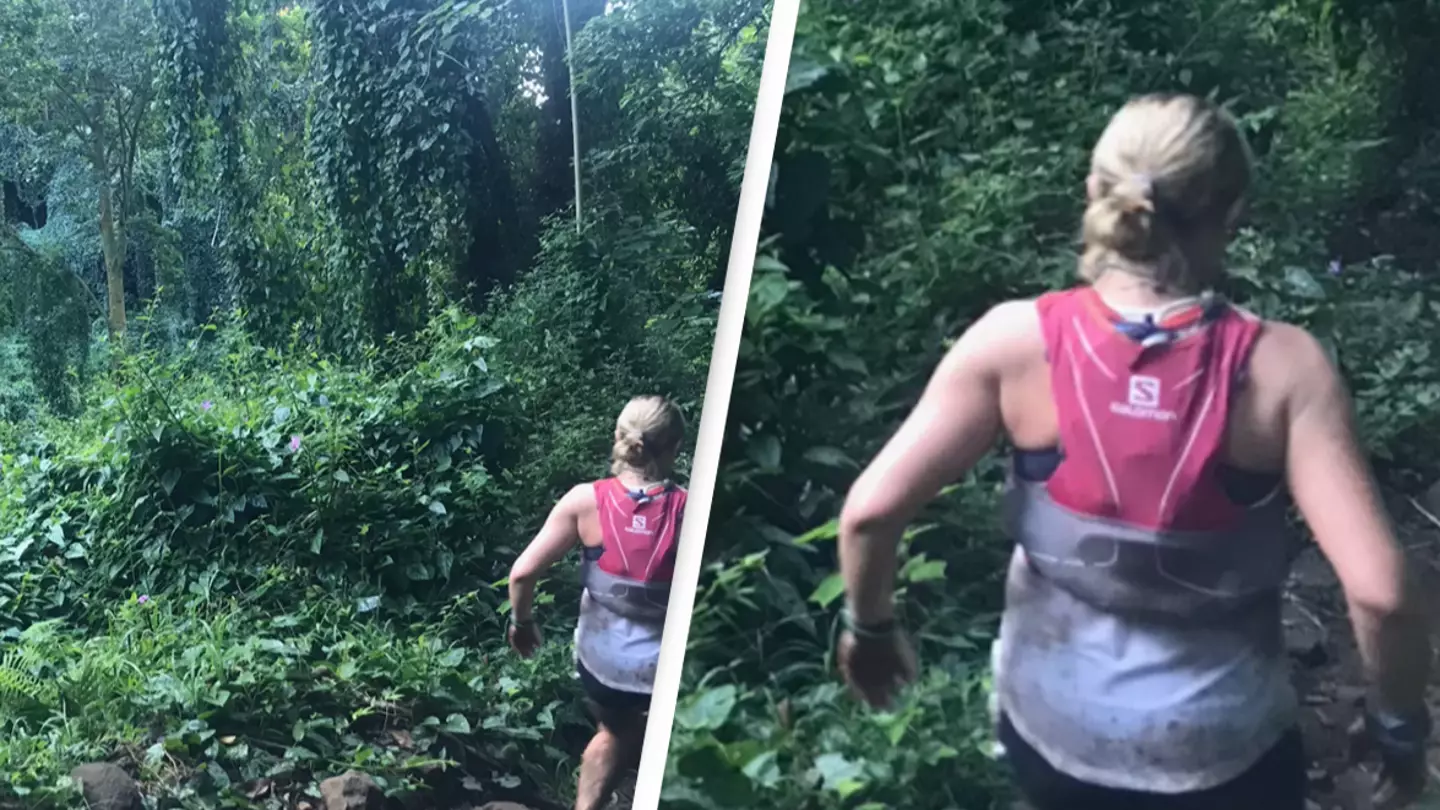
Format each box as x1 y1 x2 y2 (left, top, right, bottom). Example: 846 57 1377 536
611 395 685 480
1080 93 1254 293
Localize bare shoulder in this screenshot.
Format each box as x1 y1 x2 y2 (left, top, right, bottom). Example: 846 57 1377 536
558 482 597 516
1251 318 1346 405
970 298 1042 340
945 299 1041 361
937 298 1043 381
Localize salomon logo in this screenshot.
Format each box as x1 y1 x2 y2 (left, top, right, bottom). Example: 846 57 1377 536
1127 375 1160 407
1111 374 1177 422
631 515 648 531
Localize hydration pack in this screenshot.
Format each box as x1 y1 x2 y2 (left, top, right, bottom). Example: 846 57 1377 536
582 478 686 622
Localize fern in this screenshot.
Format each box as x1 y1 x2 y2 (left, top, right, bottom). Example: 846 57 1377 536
0 648 57 711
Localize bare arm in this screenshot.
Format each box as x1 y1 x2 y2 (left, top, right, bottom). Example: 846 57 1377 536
1280 326 1431 715
837 303 1019 625
508 484 590 624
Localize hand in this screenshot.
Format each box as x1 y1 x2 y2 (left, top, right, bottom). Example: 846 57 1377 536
1348 708 1430 809
508 620 543 658
837 628 918 709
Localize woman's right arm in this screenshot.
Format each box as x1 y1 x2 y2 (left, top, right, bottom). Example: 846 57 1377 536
1278 323 1431 716
508 484 589 624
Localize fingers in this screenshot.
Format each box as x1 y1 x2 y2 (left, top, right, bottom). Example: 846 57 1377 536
845 672 895 709
837 633 916 710
845 664 899 710
1354 755 1424 810
507 626 540 658
1372 758 1427 810
1375 776 1420 810
837 637 888 708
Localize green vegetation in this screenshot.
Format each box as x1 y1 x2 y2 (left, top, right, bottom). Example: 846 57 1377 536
0 0 767 806
664 1 1440 808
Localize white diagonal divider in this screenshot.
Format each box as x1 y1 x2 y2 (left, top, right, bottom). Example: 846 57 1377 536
630 1 801 806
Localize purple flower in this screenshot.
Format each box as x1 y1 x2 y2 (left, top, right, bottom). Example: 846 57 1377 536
1327 259 1342 276
137 594 149 604
289 435 302 452
201 400 213 412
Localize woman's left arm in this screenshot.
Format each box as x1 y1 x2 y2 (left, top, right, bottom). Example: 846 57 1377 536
509 484 590 624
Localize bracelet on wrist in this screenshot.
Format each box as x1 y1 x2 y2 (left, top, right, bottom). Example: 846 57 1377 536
1368 703 1432 746
841 606 897 639
511 616 535 628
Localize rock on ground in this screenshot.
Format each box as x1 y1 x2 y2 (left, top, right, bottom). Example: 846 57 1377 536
319 771 384 810
70 763 142 810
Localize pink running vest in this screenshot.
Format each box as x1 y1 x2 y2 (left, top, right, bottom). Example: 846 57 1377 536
593 478 684 584
1040 286 1261 531
994 287 1298 793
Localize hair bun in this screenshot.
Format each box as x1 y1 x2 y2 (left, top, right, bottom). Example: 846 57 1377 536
1085 177 1162 260
611 395 686 479
1115 174 1155 209
617 432 647 466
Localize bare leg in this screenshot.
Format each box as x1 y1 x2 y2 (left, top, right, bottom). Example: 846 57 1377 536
576 722 637 810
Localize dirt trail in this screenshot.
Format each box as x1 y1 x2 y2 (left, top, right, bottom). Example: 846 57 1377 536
1286 492 1440 810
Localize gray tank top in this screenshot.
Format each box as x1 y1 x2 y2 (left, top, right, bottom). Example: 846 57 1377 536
996 466 1299 793
574 548 669 693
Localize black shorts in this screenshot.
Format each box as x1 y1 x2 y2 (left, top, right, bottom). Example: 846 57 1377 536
577 659 651 733
999 712 1306 810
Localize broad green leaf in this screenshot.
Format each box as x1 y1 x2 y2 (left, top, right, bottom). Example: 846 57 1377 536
792 520 839 546
676 685 738 731
785 60 829 93
902 559 947 583
741 750 781 788
809 573 845 607
812 753 864 793
1283 266 1326 300
804 446 855 468
161 468 181 496
747 435 781 470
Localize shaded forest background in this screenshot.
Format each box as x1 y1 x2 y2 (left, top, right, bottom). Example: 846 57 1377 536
663 1 1440 809
0 0 767 806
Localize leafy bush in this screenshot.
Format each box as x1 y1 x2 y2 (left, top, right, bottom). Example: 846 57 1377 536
0 593 591 807
0 301 652 806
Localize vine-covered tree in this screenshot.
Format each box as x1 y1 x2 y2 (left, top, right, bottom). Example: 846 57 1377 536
0 0 159 344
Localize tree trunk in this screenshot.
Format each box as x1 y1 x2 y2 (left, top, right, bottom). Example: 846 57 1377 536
461 92 524 306
535 0 605 216
98 174 126 344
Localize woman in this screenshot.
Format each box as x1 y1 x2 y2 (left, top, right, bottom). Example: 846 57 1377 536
835 94 1432 809
507 395 688 810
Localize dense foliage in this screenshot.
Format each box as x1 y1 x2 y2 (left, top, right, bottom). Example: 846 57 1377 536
663 1 1440 808
0 0 768 806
